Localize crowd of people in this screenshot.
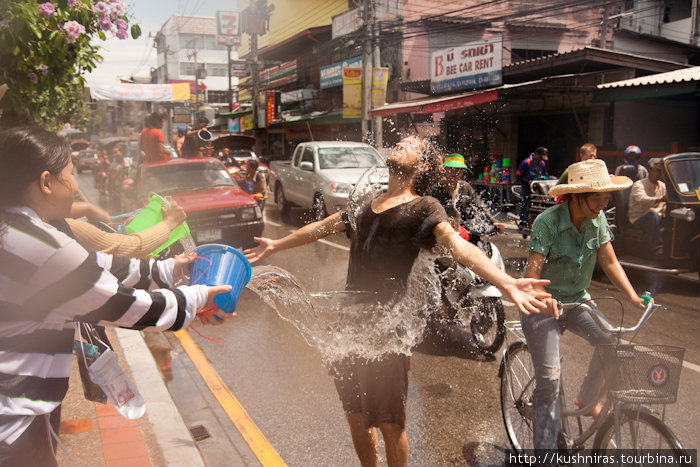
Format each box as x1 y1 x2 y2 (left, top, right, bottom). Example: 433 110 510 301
0 120 660 466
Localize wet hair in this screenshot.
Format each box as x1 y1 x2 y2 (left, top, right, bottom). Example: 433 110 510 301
0 126 71 237
415 139 443 197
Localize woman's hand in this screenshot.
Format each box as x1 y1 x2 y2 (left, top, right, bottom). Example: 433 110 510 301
502 278 551 315
161 199 187 230
198 285 234 325
243 236 274 264
172 253 195 284
630 294 647 309
199 309 235 325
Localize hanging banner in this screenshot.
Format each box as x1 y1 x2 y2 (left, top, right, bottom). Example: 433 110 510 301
90 83 191 101
430 37 502 93
342 68 362 119
371 67 390 109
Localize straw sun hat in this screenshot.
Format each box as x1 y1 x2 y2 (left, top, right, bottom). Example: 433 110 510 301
549 159 632 197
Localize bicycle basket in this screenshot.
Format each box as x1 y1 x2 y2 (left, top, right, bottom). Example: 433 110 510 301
597 344 684 404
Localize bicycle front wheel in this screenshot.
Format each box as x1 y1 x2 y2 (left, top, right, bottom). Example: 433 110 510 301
593 407 685 458
501 341 536 452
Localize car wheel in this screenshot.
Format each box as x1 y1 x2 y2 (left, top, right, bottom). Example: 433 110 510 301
312 195 328 221
275 185 290 218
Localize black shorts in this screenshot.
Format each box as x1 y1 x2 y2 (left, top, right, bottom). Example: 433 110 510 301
331 353 409 429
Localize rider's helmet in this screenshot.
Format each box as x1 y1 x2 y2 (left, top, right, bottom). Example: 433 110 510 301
625 145 642 155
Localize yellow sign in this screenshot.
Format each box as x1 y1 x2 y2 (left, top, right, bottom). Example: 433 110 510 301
371 67 389 109
342 68 362 119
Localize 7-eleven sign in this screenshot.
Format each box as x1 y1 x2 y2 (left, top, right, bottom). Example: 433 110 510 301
217 11 240 36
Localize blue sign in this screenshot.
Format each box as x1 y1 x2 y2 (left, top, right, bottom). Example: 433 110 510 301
320 56 362 89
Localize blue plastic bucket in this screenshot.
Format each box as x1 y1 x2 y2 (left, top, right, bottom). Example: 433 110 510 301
190 244 251 314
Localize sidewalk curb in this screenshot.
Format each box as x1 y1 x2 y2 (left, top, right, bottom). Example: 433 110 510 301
115 328 206 467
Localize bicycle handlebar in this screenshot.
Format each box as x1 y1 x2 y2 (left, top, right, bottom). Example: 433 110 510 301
558 299 656 335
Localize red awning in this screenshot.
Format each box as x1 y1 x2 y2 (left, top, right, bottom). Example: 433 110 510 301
371 81 541 116
371 89 498 116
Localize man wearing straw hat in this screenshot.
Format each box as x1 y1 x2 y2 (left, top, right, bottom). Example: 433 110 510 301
245 135 551 467
522 159 647 450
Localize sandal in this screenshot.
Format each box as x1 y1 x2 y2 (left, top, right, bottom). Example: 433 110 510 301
574 399 603 418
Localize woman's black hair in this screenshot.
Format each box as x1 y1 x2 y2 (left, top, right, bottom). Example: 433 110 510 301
0 126 71 237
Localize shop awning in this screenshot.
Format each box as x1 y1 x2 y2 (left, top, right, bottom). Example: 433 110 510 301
370 81 540 116
595 66 700 101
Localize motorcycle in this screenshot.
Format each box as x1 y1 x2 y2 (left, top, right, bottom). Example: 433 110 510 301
432 225 506 356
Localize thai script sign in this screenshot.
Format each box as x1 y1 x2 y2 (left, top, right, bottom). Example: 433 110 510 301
320 56 362 89
430 38 502 93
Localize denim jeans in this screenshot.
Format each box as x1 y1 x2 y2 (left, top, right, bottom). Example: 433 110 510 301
521 306 612 449
631 211 662 249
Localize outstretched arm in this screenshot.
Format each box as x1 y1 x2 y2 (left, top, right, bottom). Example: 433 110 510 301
434 222 550 314
243 212 346 263
597 242 645 309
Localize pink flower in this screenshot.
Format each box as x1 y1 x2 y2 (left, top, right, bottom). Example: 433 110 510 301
27 72 38 84
38 2 55 19
114 18 127 30
110 2 124 19
67 0 78 6
98 16 112 31
116 28 128 40
38 64 49 75
63 20 86 43
93 1 109 15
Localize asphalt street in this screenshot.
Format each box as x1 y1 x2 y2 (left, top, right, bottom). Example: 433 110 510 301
78 172 699 466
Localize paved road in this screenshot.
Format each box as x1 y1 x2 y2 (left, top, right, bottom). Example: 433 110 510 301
77 172 699 466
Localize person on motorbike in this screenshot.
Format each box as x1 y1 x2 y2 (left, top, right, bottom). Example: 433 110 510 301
522 159 646 450
614 145 648 182
420 153 507 357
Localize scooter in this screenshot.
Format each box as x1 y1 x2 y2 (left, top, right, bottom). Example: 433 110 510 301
435 225 506 355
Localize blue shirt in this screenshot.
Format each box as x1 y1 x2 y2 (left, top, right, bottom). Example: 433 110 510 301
527 201 612 303
517 155 548 183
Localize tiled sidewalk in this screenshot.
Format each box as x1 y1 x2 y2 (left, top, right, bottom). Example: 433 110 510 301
57 329 204 467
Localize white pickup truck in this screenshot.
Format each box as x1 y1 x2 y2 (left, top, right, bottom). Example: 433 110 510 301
269 141 387 220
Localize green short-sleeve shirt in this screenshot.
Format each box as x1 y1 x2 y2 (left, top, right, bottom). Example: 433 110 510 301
528 201 612 303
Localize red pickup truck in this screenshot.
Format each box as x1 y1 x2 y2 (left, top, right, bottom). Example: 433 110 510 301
139 157 264 249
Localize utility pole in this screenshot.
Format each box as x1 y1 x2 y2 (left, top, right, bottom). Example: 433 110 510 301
251 32 258 130
361 0 375 143
600 4 609 49
372 6 382 149
227 42 233 112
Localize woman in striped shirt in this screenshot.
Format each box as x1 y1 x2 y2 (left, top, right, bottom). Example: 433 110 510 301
0 126 231 466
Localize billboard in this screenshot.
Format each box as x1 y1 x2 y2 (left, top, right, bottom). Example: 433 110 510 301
320 56 362 89
430 38 502 94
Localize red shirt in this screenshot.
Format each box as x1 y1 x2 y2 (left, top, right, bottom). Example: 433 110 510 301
140 128 170 163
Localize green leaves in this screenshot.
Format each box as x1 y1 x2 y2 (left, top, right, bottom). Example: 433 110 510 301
130 23 141 39
0 0 141 128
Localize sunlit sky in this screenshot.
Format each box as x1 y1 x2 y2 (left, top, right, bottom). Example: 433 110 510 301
85 0 238 85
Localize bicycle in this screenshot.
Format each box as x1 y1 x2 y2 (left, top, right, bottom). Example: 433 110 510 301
499 296 687 460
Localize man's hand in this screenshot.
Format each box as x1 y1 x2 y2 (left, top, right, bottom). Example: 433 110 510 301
501 278 551 315
493 222 507 234
243 236 274 264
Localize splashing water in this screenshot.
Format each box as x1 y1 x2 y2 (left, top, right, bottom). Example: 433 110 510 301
246 251 443 364
345 166 389 231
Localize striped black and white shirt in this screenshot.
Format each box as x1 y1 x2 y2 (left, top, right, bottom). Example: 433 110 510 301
0 207 208 445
